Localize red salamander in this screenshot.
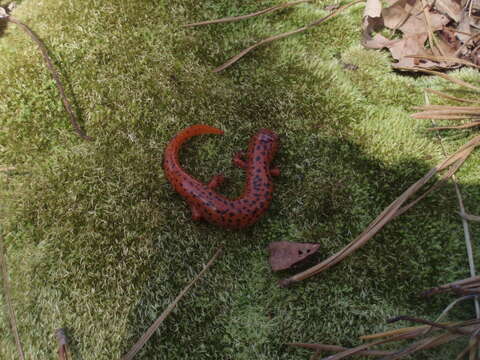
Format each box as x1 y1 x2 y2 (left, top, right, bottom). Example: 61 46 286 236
163 125 280 229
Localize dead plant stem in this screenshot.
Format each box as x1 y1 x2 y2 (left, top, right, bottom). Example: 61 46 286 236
213 0 363 72
425 91 480 318
184 0 310 27
121 247 223 360
7 16 93 141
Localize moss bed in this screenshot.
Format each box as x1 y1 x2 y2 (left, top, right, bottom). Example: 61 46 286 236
1 0 480 359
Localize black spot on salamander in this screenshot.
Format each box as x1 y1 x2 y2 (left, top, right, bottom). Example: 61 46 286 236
255 156 260 161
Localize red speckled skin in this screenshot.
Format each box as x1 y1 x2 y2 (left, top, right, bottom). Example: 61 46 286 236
163 124 280 229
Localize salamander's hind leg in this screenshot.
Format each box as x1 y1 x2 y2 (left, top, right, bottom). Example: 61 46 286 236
207 174 225 190
270 167 281 177
233 151 247 170
189 203 203 221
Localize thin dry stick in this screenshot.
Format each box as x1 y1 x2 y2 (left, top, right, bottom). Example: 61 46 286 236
427 122 480 130
461 213 480 222
391 1 416 34
413 114 478 120
388 316 472 336
423 277 480 296
279 135 480 287
360 323 455 340
184 0 310 27
420 0 444 56
406 55 480 69
213 0 363 72
287 343 394 357
397 67 480 92
6 16 93 141
382 333 460 360
413 105 480 111
425 89 479 104
454 31 480 58
121 247 223 360
425 91 480 319
0 233 25 360
315 332 421 360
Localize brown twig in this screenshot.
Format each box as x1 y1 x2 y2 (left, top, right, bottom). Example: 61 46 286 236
121 247 223 360
460 213 480 222
213 0 364 72
396 67 480 92
427 121 480 130
314 332 419 360
425 89 479 104
420 0 444 56
387 316 472 336
0 233 25 360
287 343 394 357
184 0 310 27
423 276 480 296
406 55 480 69
6 16 93 141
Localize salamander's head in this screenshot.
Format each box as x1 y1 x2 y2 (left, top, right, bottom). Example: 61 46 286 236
257 129 279 161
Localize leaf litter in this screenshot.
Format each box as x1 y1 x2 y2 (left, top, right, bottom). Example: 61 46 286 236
362 0 480 69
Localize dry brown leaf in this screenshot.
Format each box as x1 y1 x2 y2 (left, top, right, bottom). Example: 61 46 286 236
364 0 382 18
381 0 417 31
389 32 429 59
268 241 320 271
433 0 462 22
382 0 449 34
360 0 480 69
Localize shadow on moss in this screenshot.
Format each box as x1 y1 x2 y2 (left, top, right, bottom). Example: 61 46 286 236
120 135 472 360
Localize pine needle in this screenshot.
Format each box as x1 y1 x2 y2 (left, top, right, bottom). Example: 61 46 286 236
213 0 364 72
184 0 310 27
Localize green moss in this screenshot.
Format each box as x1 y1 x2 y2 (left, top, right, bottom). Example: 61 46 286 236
1 0 480 359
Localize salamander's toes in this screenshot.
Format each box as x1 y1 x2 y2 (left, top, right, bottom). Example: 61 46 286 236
233 151 247 169
189 203 203 221
208 174 226 190
270 167 281 177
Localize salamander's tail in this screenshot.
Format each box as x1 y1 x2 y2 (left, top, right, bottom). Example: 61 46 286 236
164 124 224 165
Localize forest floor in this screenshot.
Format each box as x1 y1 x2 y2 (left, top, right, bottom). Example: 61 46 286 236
1 0 480 359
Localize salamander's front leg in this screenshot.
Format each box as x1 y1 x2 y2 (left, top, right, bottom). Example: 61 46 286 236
270 167 281 177
189 202 203 221
233 151 247 170
207 174 226 190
